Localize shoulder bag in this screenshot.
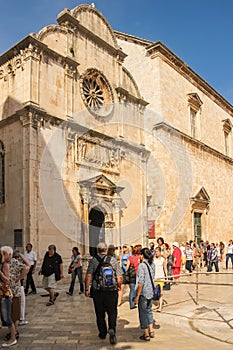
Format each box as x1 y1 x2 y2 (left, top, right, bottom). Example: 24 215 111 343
144 262 161 301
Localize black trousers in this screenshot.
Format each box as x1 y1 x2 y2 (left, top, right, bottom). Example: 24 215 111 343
92 290 118 337
25 265 36 293
207 260 219 272
185 260 193 273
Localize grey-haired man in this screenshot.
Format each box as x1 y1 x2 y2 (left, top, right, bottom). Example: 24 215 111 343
85 242 122 345
39 245 64 306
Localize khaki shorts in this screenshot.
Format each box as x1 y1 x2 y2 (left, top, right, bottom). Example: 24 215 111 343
42 274 56 289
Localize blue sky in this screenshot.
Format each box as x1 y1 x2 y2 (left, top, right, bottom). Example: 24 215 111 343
1 0 233 104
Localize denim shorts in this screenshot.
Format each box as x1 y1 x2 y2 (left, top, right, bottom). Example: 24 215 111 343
1 297 13 327
138 295 153 329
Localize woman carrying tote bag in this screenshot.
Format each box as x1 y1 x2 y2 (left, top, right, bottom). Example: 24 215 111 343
134 248 155 341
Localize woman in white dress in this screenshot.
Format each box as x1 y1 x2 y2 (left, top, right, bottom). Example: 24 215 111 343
154 247 167 312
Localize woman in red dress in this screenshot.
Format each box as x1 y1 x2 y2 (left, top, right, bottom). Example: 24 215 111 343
172 242 182 279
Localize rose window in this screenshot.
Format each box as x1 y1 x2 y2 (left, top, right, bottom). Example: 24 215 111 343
83 77 104 110
80 69 114 117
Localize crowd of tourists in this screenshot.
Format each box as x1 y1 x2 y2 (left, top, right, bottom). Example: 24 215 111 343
0 238 232 346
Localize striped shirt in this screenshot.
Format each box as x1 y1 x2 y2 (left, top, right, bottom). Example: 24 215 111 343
185 248 193 261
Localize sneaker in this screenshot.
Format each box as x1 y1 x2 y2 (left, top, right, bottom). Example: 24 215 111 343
18 320 29 326
108 329 116 345
66 292 73 296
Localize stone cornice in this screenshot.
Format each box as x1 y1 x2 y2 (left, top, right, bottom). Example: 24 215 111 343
57 9 81 29
0 104 63 129
0 35 79 71
1 103 149 159
115 87 149 107
65 119 150 157
153 122 233 165
114 30 153 47
0 114 20 128
147 42 233 117
57 10 127 62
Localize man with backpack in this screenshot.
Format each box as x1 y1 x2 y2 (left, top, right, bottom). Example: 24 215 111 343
85 242 122 345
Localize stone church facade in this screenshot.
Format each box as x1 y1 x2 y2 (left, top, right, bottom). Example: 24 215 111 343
0 5 232 260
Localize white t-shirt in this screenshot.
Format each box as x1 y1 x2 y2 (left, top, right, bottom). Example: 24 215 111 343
226 244 233 254
180 246 186 257
24 250 37 266
71 254 82 267
154 256 165 279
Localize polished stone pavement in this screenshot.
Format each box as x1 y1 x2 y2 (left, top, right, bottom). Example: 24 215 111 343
0 267 232 349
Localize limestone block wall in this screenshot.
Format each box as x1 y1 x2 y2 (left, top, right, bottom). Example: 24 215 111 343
0 119 24 246
146 125 233 245
35 124 82 260
147 128 185 243
119 150 147 245
0 59 27 120
158 59 232 155
116 38 162 123
117 37 233 158
187 142 233 243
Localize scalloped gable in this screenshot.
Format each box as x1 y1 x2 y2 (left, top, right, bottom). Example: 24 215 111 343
37 25 69 56
37 5 124 63
122 67 140 98
71 4 118 49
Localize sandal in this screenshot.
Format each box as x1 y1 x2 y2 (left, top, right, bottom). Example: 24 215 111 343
46 300 54 306
140 334 150 341
53 292 59 301
149 331 155 338
4 331 19 341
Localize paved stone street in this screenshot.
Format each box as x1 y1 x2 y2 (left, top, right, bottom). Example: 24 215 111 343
0 268 232 349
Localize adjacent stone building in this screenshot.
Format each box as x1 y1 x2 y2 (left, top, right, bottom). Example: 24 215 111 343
116 32 233 244
0 4 232 261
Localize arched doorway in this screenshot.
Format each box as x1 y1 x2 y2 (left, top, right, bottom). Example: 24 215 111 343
89 206 105 256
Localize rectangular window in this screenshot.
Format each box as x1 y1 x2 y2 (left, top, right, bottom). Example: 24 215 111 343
190 108 197 138
14 229 23 248
194 213 202 244
224 131 229 156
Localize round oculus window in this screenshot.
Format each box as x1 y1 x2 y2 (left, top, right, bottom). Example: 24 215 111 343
80 69 114 118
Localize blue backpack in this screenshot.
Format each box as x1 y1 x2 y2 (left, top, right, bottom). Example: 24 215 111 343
93 255 117 291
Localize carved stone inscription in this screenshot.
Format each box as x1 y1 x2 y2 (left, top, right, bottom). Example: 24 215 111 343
77 138 120 171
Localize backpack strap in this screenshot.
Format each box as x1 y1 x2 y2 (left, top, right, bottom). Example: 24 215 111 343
92 255 106 282
105 255 112 264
